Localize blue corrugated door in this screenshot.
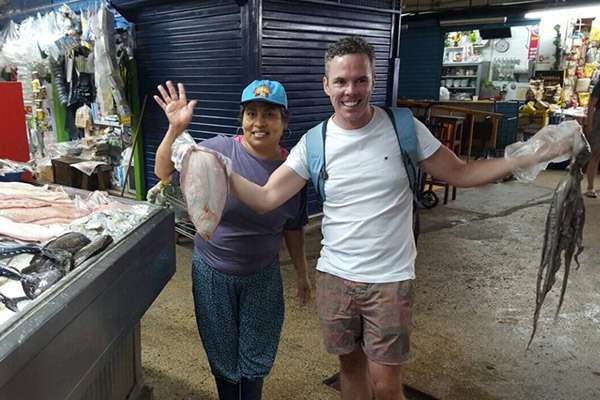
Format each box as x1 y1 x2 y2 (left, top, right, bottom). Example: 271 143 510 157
398 18 443 101
118 0 397 214
117 0 247 190
261 0 396 214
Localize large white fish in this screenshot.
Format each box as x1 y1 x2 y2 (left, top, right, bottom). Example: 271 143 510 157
173 133 230 240
0 216 67 242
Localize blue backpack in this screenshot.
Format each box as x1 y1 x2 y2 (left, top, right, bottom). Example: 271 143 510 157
305 106 421 239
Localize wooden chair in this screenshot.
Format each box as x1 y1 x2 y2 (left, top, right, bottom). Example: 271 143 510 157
425 115 465 204
429 115 464 155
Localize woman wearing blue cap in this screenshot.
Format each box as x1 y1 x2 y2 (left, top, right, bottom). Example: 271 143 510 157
154 80 310 400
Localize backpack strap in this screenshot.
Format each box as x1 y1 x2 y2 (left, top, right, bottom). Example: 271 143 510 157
382 107 419 196
383 107 422 241
306 107 419 204
305 120 328 202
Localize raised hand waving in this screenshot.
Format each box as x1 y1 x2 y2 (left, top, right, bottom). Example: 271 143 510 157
154 81 198 134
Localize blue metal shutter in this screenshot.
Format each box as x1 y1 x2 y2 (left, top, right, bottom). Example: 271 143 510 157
261 0 395 214
120 0 246 190
398 18 443 101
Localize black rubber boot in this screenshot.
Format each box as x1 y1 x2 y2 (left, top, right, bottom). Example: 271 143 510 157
241 377 263 400
215 377 240 400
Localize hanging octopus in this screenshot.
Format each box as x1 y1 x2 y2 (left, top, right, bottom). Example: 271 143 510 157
528 141 591 348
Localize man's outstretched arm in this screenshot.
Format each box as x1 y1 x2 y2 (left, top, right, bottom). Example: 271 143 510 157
420 142 566 188
230 165 307 214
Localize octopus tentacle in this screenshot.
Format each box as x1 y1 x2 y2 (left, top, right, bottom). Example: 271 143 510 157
528 145 591 348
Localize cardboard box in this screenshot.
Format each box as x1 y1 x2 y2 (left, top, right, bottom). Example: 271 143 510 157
36 164 54 184
52 156 112 191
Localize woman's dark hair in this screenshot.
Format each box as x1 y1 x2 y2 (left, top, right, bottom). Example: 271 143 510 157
239 103 290 126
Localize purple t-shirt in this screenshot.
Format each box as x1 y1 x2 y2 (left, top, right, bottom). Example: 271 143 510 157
192 136 307 276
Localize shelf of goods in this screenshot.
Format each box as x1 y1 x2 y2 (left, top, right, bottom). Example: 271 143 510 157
441 62 490 100
518 110 549 140
0 191 175 400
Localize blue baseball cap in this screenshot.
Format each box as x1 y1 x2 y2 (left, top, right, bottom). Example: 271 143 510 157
241 80 288 109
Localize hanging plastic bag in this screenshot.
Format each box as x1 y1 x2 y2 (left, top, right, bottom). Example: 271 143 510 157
0 21 18 68
505 120 587 182
171 130 196 171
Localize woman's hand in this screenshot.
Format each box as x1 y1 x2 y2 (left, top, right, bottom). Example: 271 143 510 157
153 81 197 179
154 81 197 135
296 275 311 305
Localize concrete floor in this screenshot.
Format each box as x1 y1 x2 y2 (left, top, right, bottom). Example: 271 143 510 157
140 170 600 400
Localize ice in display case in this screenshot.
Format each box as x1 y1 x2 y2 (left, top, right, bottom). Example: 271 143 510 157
0 187 175 399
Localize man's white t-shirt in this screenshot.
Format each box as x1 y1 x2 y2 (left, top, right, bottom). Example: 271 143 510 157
284 106 441 283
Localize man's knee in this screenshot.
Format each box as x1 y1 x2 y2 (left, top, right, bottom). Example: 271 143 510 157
339 349 367 375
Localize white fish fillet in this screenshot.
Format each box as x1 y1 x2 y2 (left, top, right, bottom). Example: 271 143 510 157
180 145 229 240
0 182 70 201
0 205 90 224
0 216 67 242
0 199 53 209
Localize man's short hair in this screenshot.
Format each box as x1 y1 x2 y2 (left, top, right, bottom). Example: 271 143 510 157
324 36 375 76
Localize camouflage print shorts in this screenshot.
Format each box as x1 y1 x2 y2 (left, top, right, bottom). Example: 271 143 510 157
315 271 415 365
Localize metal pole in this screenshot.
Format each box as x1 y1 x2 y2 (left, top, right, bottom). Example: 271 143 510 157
120 95 148 197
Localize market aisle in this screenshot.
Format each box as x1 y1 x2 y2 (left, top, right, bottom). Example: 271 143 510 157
140 222 340 400
141 170 600 400
408 171 600 400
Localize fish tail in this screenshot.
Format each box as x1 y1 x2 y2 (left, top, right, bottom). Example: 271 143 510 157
0 293 19 312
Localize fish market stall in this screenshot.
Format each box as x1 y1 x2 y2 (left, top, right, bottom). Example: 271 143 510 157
0 182 175 399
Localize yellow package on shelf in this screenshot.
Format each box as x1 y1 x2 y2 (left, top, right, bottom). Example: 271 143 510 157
520 102 537 114
583 63 596 78
120 115 132 126
518 110 549 129
578 92 591 107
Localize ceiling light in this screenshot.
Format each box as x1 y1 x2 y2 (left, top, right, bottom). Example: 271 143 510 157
525 5 600 19
440 17 507 27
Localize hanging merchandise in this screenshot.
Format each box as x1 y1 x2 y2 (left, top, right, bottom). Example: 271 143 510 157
26 70 51 158
583 62 596 77
49 56 68 104
592 26 600 42
0 4 139 197
92 7 131 126
529 26 540 60
560 16 600 110
75 104 93 136
0 9 79 157
0 22 17 71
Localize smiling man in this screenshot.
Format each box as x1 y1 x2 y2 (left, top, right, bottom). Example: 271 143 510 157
228 36 570 400
323 50 374 130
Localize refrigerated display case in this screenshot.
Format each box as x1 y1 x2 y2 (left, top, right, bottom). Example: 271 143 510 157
0 203 175 399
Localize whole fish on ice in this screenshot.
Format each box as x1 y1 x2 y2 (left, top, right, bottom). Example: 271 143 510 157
23 232 90 275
